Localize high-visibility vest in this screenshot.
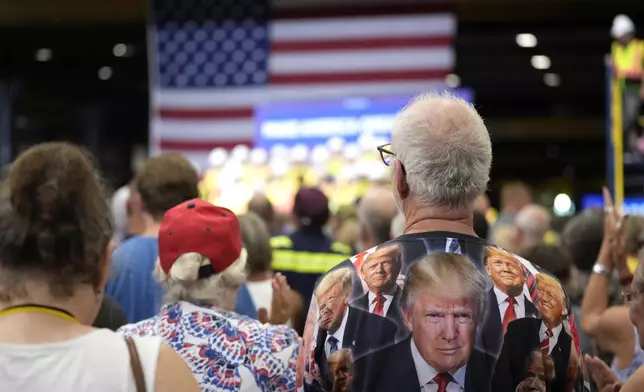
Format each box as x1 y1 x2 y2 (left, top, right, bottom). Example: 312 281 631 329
612 40 644 81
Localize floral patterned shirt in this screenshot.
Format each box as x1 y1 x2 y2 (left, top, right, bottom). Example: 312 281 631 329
118 301 300 392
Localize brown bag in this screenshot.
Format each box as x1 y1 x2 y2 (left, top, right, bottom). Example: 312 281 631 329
125 338 148 392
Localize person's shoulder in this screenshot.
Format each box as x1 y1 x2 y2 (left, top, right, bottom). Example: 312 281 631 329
116 316 157 337
112 236 157 261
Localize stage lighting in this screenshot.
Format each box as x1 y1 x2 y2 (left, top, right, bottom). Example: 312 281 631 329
516 34 537 48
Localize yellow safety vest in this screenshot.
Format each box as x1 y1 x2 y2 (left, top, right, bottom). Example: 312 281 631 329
612 40 644 81
269 235 351 274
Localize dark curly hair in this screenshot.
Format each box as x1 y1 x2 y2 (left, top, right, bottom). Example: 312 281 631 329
0 142 114 300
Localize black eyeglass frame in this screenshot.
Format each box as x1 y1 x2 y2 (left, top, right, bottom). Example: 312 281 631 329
377 144 394 166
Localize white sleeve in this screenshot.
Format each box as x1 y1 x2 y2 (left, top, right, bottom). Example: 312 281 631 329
131 336 162 392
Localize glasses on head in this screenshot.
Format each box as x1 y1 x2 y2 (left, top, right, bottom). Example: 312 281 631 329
377 144 394 166
622 288 644 305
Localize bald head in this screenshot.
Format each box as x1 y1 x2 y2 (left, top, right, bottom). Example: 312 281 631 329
247 193 275 227
391 92 492 213
358 187 398 249
516 204 550 248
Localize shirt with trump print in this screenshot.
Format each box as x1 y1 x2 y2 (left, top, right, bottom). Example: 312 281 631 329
296 231 590 392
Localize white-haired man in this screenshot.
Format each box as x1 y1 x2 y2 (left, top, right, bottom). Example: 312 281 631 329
296 93 588 392
357 187 398 251
515 204 551 250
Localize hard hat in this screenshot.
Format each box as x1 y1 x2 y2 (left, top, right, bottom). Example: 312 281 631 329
611 14 635 38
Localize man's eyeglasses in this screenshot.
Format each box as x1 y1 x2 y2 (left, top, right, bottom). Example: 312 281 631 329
622 288 644 304
377 144 394 166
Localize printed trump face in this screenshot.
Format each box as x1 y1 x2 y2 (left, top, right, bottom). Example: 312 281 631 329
317 282 349 333
361 245 401 294
403 293 478 374
536 274 565 328
485 248 525 297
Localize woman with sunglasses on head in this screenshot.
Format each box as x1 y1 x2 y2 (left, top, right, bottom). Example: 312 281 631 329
0 143 199 392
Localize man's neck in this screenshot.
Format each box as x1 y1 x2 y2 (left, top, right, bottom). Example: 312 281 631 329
246 271 273 282
402 201 476 236
140 214 161 237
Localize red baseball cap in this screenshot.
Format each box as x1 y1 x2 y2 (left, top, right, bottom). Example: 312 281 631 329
158 198 243 276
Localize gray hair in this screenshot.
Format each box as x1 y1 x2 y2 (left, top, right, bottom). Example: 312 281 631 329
238 212 273 275
401 252 487 320
315 267 352 298
358 187 398 245
391 92 492 212
154 249 247 311
516 204 551 248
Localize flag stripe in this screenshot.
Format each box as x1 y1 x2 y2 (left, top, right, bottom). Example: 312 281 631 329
269 48 453 74
269 69 450 84
154 118 254 141
160 139 252 151
158 107 253 120
270 14 455 41
154 79 448 109
271 35 453 52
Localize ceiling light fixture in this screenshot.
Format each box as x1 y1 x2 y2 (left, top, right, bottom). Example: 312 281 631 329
531 55 551 70
98 66 113 80
445 73 461 88
516 33 537 48
544 73 561 87
35 48 52 62
113 43 128 57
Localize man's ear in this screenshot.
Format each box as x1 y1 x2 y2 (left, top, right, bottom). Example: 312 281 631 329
394 160 409 200
401 306 413 332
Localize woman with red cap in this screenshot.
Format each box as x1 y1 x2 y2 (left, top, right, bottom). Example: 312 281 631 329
118 198 300 392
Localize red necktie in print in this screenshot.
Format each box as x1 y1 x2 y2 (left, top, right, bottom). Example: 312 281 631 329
541 328 553 355
502 297 517 333
433 372 452 392
373 293 386 316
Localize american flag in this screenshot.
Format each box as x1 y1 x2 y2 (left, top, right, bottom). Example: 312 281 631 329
149 0 456 165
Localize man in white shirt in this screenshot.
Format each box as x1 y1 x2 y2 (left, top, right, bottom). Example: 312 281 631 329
480 247 538 356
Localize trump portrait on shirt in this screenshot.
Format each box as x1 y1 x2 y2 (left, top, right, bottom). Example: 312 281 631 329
352 253 495 392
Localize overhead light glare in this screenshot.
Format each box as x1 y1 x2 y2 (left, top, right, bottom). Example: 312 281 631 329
445 73 461 88
98 66 113 80
516 33 537 48
544 72 561 87
35 48 52 62
113 43 128 57
531 55 551 70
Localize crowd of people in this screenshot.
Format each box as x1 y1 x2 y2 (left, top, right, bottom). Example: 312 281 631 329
2 92 644 392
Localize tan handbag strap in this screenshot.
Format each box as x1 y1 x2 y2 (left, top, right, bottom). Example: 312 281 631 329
125 338 147 392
